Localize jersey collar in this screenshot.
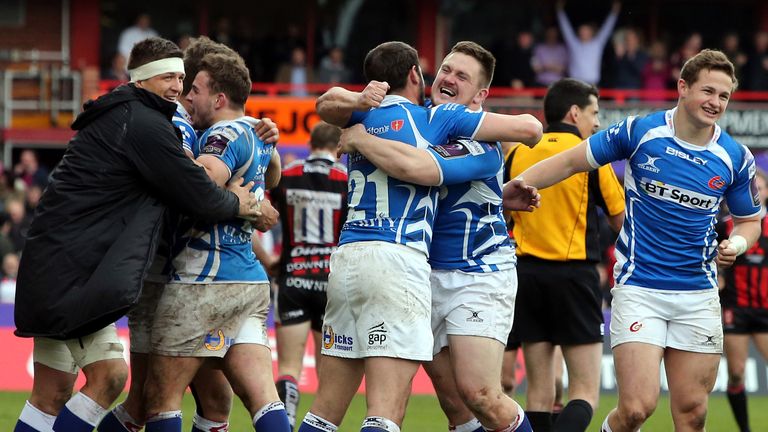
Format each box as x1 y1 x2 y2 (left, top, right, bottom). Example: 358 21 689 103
380 94 414 107
665 107 722 150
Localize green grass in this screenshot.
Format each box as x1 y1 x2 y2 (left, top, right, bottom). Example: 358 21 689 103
0 391 766 430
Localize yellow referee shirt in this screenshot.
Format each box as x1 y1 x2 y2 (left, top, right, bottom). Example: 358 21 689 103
505 123 624 262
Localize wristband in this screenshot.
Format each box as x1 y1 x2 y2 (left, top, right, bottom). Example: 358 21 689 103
727 235 748 256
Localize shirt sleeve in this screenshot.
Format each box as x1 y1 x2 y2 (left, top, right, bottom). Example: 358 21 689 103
427 139 501 185
431 104 486 140
597 164 626 216
172 117 197 154
199 125 244 179
346 110 367 127
587 117 637 167
725 146 763 218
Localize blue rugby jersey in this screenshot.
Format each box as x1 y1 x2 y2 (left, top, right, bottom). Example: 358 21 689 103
171 116 273 283
173 102 197 154
587 108 762 291
341 95 486 256
426 138 515 272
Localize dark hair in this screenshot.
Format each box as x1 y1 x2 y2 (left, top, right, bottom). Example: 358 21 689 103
543 78 599 125
680 49 738 90
183 36 240 95
127 37 182 70
309 121 342 150
198 53 252 107
363 41 419 92
448 41 496 87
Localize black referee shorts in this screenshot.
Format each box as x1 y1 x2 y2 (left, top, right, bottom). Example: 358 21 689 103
511 258 604 345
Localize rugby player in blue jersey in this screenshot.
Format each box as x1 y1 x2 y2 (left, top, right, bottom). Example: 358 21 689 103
139 53 289 432
504 49 763 432
318 41 540 432
300 41 541 432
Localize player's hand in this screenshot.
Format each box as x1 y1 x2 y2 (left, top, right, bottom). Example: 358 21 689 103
256 117 280 145
358 80 390 109
229 178 261 220
338 124 368 156
253 198 280 232
503 178 541 212
716 239 739 268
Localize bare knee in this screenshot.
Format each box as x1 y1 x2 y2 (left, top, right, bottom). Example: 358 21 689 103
675 401 708 430
83 360 129 405
728 369 745 387
29 388 72 416
617 400 657 430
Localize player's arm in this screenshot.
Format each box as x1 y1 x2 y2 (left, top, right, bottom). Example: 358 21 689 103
339 124 440 186
474 113 543 147
196 155 230 187
252 232 279 277
716 215 761 267
265 149 281 189
315 81 390 127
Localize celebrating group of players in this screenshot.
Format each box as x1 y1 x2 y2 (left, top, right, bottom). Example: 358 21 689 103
9 28 766 432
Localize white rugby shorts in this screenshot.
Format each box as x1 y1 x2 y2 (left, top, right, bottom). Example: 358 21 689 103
127 281 165 354
34 324 124 374
150 282 270 357
322 241 433 361
610 285 722 354
431 268 517 354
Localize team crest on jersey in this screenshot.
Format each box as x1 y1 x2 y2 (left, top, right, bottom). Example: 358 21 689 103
391 119 404 131
203 329 232 351
637 154 661 173
707 176 726 190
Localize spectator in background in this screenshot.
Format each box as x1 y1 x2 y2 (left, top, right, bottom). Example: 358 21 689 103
532 26 569 87
721 32 747 84
0 252 18 303
117 12 159 63
317 46 351 84
642 40 673 98
670 32 702 82
103 53 129 81
743 31 768 91
24 184 42 215
0 213 15 261
507 30 537 89
556 0 621 85
13 149 49 189
275 46 313 96
5 197 30 252
611 28 648 89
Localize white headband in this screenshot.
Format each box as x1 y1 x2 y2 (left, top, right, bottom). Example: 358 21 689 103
129 57 185 82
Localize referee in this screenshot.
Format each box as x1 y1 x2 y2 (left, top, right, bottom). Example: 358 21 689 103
505 78 624 432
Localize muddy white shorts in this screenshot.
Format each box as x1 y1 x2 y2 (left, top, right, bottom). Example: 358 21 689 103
322 241 433 361
127 281 165 354
150 282 270 357
34 324 124 374
610 285 722 353
431 268 517 354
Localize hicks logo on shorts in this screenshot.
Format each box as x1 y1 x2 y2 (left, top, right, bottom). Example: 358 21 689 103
367 322 388 346
204 329 233 351
391 119 404 131
323 325 354 351
629 321 643 332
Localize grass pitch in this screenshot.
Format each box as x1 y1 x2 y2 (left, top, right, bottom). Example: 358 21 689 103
0 391 765 430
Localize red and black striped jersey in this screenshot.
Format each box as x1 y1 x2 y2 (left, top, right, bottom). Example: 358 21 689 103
269 153 348 286
719 215 768 310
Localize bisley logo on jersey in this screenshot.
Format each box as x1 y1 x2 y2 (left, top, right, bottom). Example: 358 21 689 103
637 154 661 173
665 147 708 165
639 178 717 210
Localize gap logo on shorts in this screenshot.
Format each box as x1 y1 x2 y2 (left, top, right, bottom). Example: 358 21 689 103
322 325 354 351
203 329 234 351
367 322 388 348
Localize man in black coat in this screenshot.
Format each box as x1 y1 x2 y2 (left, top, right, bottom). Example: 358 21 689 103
13 37 261 432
